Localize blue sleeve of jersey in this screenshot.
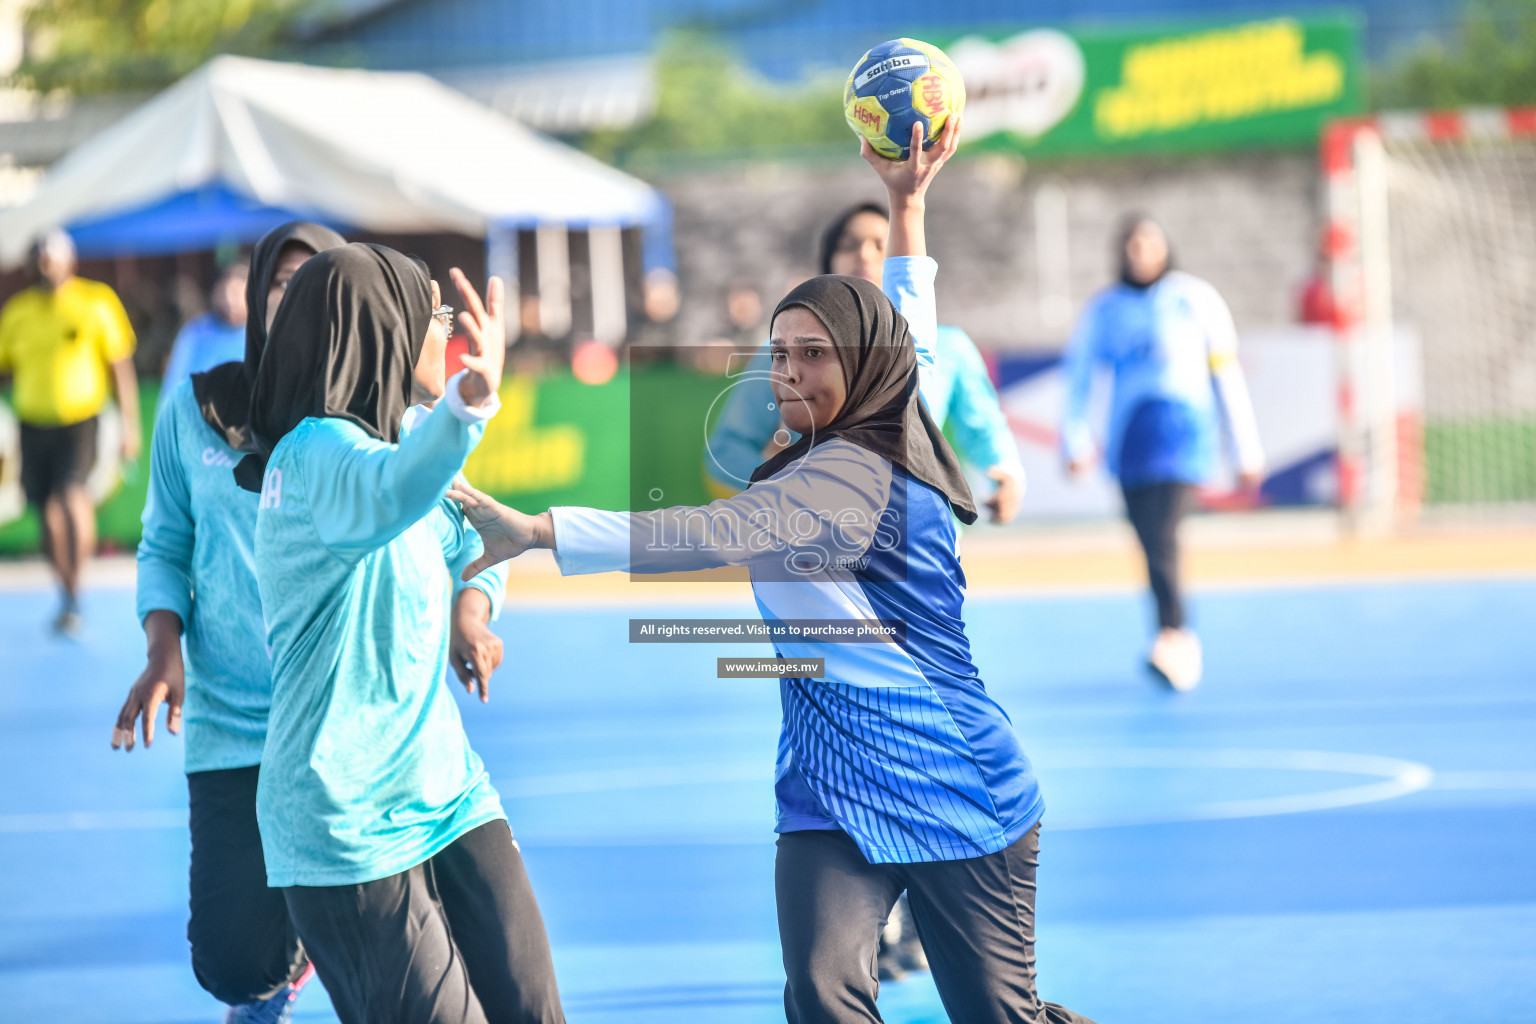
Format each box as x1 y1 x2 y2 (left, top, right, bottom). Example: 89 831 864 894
301 374 498 561
135 386 195 626
941 328 1022 473
703 346 780 495
1060 297 1101 463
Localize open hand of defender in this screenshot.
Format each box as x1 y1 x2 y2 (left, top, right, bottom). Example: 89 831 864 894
447 478 555 578
449 589 503 703
112 609 185 751
448 267 506 409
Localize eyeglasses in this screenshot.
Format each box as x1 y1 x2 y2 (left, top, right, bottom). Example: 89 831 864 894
432 304 454 336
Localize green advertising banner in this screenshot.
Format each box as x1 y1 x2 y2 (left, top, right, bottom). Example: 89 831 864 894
944 13 1364 157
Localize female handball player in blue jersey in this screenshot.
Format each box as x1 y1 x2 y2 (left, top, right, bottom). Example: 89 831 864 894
704 199 1027 981
448 120 1095 1024
241 245 561 1024
1060 216 1265 691
115 223 512 1024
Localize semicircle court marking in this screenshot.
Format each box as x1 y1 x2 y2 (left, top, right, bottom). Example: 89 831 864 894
0 749 1444 834
1033 748 1436 831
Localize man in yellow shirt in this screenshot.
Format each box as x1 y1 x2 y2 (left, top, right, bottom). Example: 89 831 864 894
0 230 141 634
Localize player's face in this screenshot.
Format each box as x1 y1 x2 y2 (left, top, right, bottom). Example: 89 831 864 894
266 244 316 332
769 306 846 436
412 279 449 404
830 212 888 285
1124 222 1169 284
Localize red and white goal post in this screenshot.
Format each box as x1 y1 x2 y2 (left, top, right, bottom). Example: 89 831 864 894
1322 107 1536 531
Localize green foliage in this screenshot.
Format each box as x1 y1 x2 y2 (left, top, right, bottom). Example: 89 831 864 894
1373 0 1536 108
11 0 306 96
581 32 851 165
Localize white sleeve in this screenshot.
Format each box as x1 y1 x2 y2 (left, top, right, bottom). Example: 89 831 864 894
1195 282 1265 475
881 255 938 385
551 440 893 578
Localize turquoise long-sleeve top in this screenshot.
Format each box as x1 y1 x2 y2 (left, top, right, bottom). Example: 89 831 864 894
135 379 506 775
252 377 506 887
704 323 1023 496
136 379 269 772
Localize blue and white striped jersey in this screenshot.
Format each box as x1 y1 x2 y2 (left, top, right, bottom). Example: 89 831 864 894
548 257 1043 864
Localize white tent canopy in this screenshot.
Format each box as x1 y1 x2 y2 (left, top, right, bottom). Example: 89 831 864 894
0 55 665 268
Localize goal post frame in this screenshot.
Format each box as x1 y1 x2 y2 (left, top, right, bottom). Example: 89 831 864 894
1321 106 1536 531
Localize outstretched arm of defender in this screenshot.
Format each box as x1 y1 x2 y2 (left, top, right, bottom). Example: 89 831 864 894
448 480 556 578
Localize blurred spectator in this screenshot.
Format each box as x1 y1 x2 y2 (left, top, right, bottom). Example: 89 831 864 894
687 282 766 376
642 267 680 324
1298 231 1337 325
1060 215 1264 691
724 282 764 347
159 259 249 404
0 230 140 635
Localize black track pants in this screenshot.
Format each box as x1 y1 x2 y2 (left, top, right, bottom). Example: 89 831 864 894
186 766 308 1006
282 820 564 1024
775 824 1096 1024
1122 481 1195 630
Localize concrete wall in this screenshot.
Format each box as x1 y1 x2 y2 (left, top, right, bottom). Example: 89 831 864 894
656 149 1323 352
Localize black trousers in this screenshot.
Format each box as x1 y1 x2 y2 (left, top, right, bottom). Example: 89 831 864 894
775 825 1095 1024
186 765 309 1005
1122 481 1195 630
282 819 564 1024
19 417 97 507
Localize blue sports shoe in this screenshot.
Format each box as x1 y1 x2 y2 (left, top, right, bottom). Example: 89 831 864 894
223 963 314 1024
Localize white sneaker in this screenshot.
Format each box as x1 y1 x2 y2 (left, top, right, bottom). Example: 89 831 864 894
1148 629 1202 691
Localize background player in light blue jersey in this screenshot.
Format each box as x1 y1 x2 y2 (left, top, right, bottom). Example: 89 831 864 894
244 245 561 1024
113 223 510 1024
158 260 250 407
449 120 1094 1024
706 202 1024 526
1060 216 1265 691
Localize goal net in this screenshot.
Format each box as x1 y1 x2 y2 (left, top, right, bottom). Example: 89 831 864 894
1327 110 1536 524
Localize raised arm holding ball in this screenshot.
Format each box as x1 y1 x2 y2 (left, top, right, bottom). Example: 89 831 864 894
450 101 1096 1024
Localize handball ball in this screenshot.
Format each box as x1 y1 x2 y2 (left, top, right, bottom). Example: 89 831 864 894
843 38 966 160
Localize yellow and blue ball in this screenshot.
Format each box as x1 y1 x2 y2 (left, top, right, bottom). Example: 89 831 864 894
843 38 966 160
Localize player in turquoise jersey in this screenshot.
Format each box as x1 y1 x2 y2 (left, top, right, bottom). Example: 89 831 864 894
449 120 1094 1024
706 202 1024 526
1061 216 1265 691
244 245 561 1024
114 223 510 1024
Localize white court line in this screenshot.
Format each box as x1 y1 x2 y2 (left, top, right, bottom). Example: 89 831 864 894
1033 748 1435 830
0 749 1439 836
1431 770 1536 790
0 809 185 833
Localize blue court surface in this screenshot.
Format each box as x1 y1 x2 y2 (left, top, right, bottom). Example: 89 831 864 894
1 573 1533 1023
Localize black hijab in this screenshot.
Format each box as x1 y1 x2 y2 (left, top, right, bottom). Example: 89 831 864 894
750 274 977 525
235 243 432 493
191 221 346 451
1117 213 1173 290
